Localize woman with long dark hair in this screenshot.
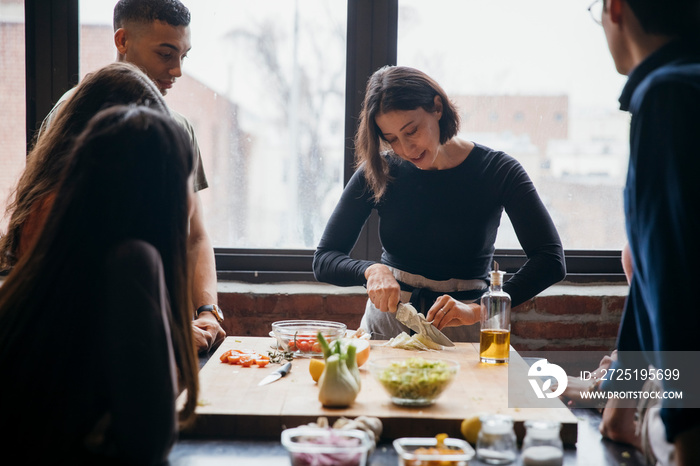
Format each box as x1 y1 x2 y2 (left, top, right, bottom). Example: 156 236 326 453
0 62 167 268
0 105 198 464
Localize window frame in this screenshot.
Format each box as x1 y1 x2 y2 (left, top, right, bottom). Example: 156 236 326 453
22 0 626 283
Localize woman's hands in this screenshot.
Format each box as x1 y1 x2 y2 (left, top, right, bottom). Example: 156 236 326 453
364 263 401 313
426 295 481 329
364 265 482 329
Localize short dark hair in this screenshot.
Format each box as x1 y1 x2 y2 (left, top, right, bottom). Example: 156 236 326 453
113 0 191 31
625 0 700 39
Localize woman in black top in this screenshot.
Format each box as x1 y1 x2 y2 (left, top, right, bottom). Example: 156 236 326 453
0 105 198 464
313 66 565 342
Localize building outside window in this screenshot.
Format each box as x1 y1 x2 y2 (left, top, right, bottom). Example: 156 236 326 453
397 0 629 250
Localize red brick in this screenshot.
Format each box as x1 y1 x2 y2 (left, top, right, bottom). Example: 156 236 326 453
250 294 323 317
324 295 367 315
218 293 255 317
605 295 627 315
513 298 535 313
227 320 270 337
535 295 603 315
512 321 619 340
512 342 616 353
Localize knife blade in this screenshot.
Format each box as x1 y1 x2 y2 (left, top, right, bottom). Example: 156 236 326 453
396 302 455 347
257 361 292 386
421 320 455 347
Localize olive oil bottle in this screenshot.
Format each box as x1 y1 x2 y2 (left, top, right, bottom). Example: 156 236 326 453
479 261 511 364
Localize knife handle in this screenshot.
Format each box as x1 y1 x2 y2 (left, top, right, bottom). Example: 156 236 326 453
278 361 292 376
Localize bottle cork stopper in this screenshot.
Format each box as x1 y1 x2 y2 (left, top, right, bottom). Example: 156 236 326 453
491 260 505 286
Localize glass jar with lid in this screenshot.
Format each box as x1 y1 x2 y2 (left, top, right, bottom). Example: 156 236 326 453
521 420 563 466
475 414 517 464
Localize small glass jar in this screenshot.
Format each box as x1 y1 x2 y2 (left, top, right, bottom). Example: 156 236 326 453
476 414 517 464
521 420 563 466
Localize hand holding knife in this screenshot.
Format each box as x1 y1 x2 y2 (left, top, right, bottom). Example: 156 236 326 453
396 302 454 347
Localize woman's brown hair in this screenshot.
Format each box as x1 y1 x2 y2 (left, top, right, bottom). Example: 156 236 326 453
0 62 167 270
354 66 460 202
0 105 198 433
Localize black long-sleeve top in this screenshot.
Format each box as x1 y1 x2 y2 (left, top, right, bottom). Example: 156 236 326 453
313 143 566 307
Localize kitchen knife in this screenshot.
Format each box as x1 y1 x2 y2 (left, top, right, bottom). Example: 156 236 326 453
421 320 455 347
396 302 455 347
258 361 292 386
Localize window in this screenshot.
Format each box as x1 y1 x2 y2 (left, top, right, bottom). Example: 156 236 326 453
0 0 26 233
79 1 348 250
13 0 628 281
398 0 629 251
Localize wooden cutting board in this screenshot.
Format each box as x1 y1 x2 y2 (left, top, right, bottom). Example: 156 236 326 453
182 336 578 445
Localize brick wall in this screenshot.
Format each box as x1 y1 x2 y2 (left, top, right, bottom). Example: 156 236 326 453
216 283 625 353
218 284 367 338
0 277 624 352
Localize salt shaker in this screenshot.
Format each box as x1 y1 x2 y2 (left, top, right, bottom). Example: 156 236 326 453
476 414 517 464
522 420 564 466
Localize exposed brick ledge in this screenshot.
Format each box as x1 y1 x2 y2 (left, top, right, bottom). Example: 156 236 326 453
217 281 627 353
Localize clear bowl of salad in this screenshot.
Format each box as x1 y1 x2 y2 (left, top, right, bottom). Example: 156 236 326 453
281 426 372 466
271 320 347 358
369 356 459 406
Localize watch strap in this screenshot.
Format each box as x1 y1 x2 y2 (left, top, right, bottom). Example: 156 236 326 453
196 304 224 323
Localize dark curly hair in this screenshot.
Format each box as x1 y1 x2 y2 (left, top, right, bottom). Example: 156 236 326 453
113 0 191 31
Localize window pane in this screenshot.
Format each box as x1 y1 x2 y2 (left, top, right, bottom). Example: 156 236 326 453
79 1 348 249
183 1 348 248
0 0 26 233
398 0 629 250
79 1 118 75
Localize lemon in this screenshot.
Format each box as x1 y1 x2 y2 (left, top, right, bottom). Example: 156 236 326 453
309 358 325 382
348 338 371 367
461 416 481 445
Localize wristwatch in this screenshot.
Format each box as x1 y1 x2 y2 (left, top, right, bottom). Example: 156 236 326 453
195 304 224 323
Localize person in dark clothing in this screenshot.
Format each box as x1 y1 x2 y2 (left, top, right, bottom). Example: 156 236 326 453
590 0 700 464
0 106 199 464
313 66 566 342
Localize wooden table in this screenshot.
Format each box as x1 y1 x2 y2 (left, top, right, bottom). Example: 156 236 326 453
182 336 578 444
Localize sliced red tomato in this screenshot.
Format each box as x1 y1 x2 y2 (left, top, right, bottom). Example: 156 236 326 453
239 354 256 367
220 348 276 367
219 349 233 363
